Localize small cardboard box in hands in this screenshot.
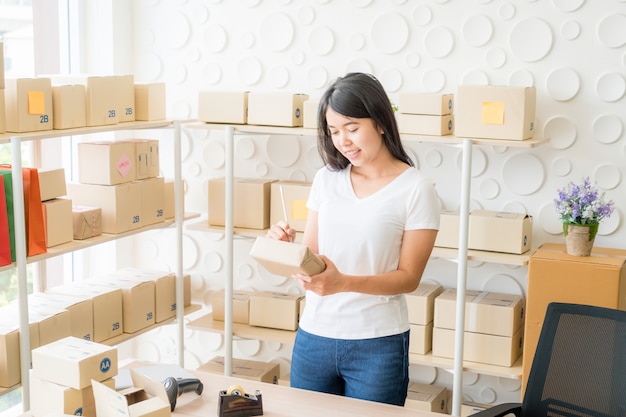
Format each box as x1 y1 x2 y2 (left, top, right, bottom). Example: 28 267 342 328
249 236 325 277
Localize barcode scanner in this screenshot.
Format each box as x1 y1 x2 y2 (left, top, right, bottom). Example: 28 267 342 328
163 377 204 411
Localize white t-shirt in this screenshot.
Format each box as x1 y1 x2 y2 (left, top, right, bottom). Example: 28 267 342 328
299 165 440 339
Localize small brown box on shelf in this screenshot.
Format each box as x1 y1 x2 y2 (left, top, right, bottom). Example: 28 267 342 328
198 356 280 385
398 92 454 116
134 82 166 121
302 98 319 129
28 292 94 342
78 141 137 186
51 84 86 129
0 90 6 134
72 205 102 240
0 321 23 387
208 177 276 230
405 381 448 414
250 236 325 277
43 198 73 247
116 74 135 123
269 180 311 233
135 176 165 227
248 291 304 331
5 77 54 133
38 168 67 201
198 90 248 124
408 322 433 355
49 75 118 127
468 210 533 254
247 92 309 127
397 113 454 136
434 210 460 249
211 289 251 324
406 282 444 325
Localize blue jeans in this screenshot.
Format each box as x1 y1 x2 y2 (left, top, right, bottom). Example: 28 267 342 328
290 328 410 406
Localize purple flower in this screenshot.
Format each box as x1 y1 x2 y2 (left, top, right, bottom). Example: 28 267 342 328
554 176 615 226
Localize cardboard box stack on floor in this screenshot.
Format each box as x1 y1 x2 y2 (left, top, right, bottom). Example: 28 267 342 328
29 336 118 417
397 92 455 136
406 282 444 355
432 289 525 367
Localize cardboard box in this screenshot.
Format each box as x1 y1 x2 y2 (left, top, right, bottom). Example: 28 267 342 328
409 322 433 355
72 205 103 240
197 356 280 384
29 292 94 341
50 75 119 126
434 289 524 337
0 42 3 89
4 77 54 132
116 74 135 123
51 84 86 129
247 92 309 127
455 85 536 140
31 336 118 389
30 372 115 417
398 93 454 116
198 90 248 124
211 289 251 324
432 326 523 367
91 275 155 334
406 283 444 325
405 381 448 414
248 291 304 331
0 90 6 133
136 177 165 227
125 139 160 179
92 371 170 417
0 321 21 387
302 98 319 129
28 304 73 346
163 178 184 220
134 82 166 121
208 177 276 229
67 182 143 234
78 141 137 186
397 113 454 136
38 168 67 201
469 210 532 254
115 268 179 323
269 180 311 232
249 236 325 277
43 198 73 247
523 243 626 393
47 284 123 342
434 210 460 249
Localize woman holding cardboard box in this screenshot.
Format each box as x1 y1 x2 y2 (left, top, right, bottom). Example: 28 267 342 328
267 72 440 406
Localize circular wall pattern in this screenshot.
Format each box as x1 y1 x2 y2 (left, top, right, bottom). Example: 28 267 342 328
269 65 290 88
259 12 295 52
502 153 544 195
422 68 447 92
546 67 580 101
551 157 572 177
537 201 563 235
405 52 421 68
595 72 626 102
345 57 373 74
203 141 225 169
297 6 315 25
412 5 433 26
424 26 455 58
350 33 366 50
309 26 335 56
306 65 329 89
485 47 507 69
203 251 223 273
167 12 191 49
266 136 302 168
380 69 403 92
478 178 500 200
237 56 263 85
371 12 410 54
498 3 516 20
596 13 626 48
204 24 227 53
509 17 553 62
593 163 621 190
592 114 623 144
461 69 490 85
561 20 581 40
544 116 577 149
508 69 534 87
202 61 222 84
553 0 585 12
462 14 493 47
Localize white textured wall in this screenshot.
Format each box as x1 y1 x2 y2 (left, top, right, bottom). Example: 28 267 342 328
120 0 626 407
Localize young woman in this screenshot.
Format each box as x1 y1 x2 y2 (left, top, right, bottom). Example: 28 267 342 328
266 72 440 406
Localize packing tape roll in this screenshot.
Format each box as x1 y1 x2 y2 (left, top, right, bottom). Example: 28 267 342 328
226 384 245 396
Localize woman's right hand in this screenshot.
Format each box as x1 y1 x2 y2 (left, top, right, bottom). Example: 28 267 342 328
266 220 296 242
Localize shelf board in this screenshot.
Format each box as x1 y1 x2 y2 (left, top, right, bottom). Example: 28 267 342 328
186 122 549 148
0 120 175 144
187 312 522 378
187 312 297 345
0 212 200 273
409 352 522 380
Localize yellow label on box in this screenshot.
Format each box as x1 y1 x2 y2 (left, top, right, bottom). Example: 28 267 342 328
28 91 46 114
481 101 504 124
291 199 308 220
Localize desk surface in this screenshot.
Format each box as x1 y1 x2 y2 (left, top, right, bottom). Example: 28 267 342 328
126 361 441 417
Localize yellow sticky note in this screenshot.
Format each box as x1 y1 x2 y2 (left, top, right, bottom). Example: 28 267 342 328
481 101 504 125
28 91 46 115
291 200 308 220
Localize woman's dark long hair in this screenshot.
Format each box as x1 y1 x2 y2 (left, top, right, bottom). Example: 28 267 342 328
317 72 413 171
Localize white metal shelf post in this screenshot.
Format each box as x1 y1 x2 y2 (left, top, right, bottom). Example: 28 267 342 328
11 136 31 411
174 120 185 367
224 126 235 376
451 138 473 416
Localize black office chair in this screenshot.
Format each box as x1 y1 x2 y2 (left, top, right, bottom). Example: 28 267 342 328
473 302 626 417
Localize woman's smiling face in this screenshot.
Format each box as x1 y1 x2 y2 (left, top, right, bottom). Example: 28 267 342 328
325 107 385 167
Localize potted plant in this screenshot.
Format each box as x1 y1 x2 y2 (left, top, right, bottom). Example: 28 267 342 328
554 177 615 256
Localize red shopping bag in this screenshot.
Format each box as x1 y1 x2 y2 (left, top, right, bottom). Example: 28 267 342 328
0 165 47 258
0 179 11 266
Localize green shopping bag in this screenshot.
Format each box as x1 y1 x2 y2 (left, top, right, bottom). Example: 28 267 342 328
0 179 11 266
0 170 15 263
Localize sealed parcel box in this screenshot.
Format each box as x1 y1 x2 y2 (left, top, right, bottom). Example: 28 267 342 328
408 322 433 355
406 282 444 325
38 168 67 201
0 90 6 133
468 210 532 254
397 113 454 136
247 92 309 127
49 75 118 126
31 336 118 390
4 77 54 133
249 291 304 331
72 205 102 240
269 180 311 233
116 74 135 123
198 90 248 124
208 177 276 229
198 356 280 384
455 85 536 140
434 210 460 249
28 292 94 342
434 288 525 337
92 371 170 417
405 381 448 414
398 92 454 115
134 82 166 121
0 321 22 387
211 289 251 324
43 198 73 247
302 98 320 129
78 141 137 185
250 236 325 277
51 84 86 129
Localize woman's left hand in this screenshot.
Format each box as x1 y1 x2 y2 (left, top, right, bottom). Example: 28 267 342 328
292 255 346 296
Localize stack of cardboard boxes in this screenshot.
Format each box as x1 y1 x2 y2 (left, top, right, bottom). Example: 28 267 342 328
396 92 455 136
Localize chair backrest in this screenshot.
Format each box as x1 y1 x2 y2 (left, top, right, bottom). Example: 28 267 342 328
522 302 626 417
